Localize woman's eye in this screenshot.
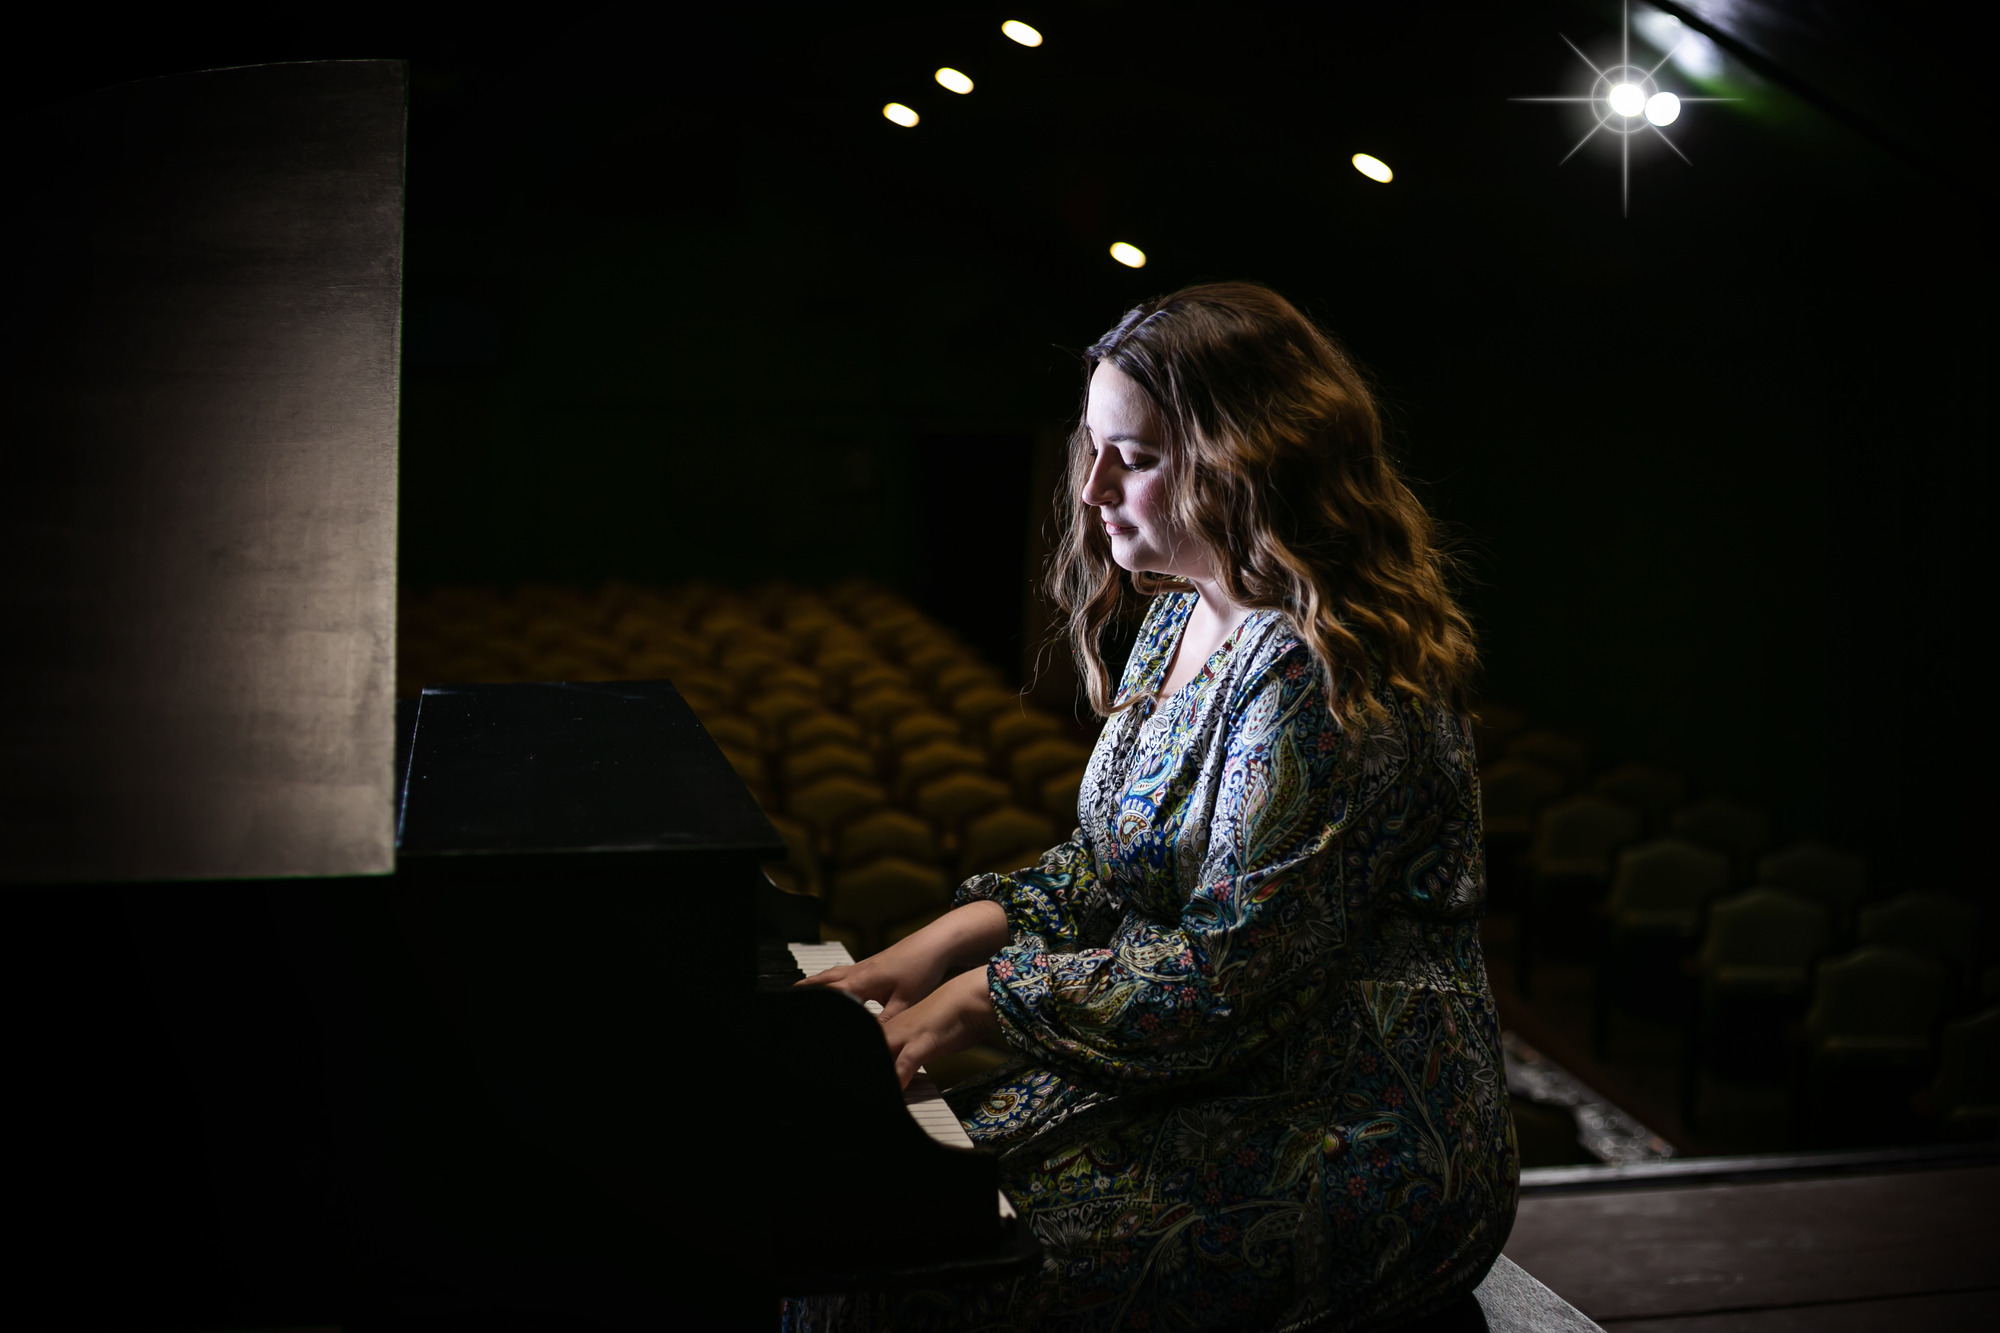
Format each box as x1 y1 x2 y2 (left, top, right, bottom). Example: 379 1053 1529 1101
1124 454 1156 471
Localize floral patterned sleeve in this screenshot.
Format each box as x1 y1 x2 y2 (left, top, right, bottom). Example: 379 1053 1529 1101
984 646 1347 1087
953 835 1105 955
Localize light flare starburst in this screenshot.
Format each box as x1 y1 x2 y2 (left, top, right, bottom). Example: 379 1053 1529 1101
1510 2 1738 216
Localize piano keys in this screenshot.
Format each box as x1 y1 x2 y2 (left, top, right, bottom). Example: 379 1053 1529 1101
787 939 1020 1224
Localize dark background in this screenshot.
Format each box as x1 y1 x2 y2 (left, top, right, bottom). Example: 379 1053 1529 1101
10 0 1990 895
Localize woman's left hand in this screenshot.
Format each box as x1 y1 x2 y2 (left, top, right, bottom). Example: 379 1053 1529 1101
880 965 1003 1088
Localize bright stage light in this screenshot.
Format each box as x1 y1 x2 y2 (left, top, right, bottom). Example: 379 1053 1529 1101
935 67 973 94
1351 153 1393 183
1510 7 1740 216
883 103 919 127
1002 20 1043 47
1109 242 1146 268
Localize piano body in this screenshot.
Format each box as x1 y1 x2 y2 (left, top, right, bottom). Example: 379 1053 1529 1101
389 678 1035 1306
2 58 1031 1330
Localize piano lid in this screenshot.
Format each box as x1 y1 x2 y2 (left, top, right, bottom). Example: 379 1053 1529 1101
396 679 785 860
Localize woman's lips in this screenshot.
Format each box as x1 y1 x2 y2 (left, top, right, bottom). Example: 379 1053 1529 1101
1104 522 1137 536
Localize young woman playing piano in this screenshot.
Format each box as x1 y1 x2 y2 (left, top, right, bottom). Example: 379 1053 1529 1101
793 282 1516 1331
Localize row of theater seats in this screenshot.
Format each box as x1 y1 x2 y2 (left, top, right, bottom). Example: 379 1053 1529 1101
1474 706 1998 1144
398 579 1094 964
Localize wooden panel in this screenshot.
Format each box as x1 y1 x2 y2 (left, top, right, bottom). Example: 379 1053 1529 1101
0 61 404 882
1504 1165 1999 1322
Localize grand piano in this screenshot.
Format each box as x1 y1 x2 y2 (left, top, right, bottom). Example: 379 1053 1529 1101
2 58 1030 1331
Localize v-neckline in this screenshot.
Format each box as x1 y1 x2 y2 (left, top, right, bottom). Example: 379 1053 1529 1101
1145 596 1245 719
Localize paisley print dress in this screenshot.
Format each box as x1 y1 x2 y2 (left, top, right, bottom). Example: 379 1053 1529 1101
787 592 1516 1331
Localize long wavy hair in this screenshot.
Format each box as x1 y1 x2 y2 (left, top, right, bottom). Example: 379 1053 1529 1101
1048 281 1478 726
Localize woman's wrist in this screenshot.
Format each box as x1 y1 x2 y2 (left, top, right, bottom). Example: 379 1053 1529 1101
948 964 1003 1045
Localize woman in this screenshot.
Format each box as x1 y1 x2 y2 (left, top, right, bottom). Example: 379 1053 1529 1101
794 282 1516 1331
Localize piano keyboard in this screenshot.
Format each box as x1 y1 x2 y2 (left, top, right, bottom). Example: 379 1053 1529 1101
787 941 1017 1223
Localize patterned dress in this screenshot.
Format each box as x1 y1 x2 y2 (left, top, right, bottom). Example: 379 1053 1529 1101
788 592 1516 1331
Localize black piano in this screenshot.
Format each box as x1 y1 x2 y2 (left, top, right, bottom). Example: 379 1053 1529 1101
388 677 1037 1314
3 58 1031 1331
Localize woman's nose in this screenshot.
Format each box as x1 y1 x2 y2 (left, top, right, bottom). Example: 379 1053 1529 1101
1080 451 1118 506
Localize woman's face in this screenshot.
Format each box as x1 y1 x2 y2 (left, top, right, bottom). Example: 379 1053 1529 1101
1082 362 1209 581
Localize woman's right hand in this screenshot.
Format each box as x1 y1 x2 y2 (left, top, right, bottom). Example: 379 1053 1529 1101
796 900 1009 1021
795 942 944 1022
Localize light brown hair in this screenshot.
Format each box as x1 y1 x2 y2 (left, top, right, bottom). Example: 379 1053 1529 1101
1048 281 1478 725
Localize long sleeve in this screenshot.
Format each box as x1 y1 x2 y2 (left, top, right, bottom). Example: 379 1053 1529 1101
953 834 1108 954
984 645 1353 1087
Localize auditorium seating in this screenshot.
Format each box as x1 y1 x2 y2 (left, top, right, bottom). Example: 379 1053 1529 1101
1757 839 1869 934
763 813 822 898
1593 837 1733 1053
1518 792 1644 997
886 711 959 752
1504 729 1590 787
1476 756 1568 912
990 709 1064 755
1464 700 1992 1148
834 808 942 870
782 742 875 790
400 578 1100 983
1668 796 1774 886
894 739 988 801
1469 702 1528 762
960 806 1055 879
1008 737 1093 806
825 857 952 958
914 771 1013 845
1857 893 1981 998
1800 945 1953 1145
1040 769 1087 828
1682 887 1833 1126
1920 1006 2000 1140
1591 761 1688 836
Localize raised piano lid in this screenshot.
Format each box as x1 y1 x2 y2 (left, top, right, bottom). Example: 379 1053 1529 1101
396 678 785 863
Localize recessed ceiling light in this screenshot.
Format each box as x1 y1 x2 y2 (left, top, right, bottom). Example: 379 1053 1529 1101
882 103 919 128
935 68 973 95
1351 153 1393 183
1001 20 1043 47
1109 242 1146 268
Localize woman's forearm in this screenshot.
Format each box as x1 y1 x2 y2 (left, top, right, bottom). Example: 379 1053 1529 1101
935 899 1010 972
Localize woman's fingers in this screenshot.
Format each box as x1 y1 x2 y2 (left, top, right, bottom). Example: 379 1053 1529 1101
893 1045 923 1090
882 1022 926 1089
794 962 907 1016
797 963 878 997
